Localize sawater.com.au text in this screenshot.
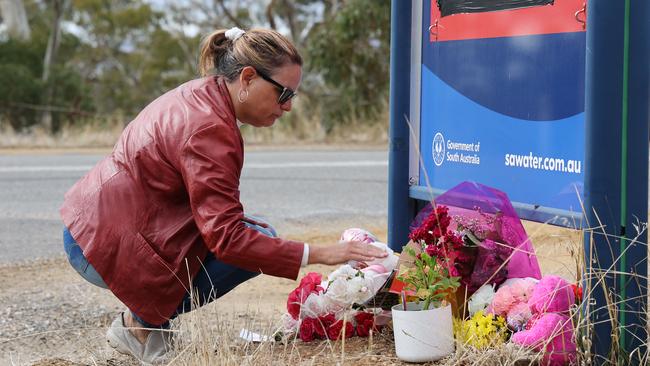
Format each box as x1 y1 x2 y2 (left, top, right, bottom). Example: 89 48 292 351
504 152 581 174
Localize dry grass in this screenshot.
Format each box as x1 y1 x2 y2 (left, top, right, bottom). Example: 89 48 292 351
162 221 649 366
2 217 648 365
0 100 389 149
165 302 541 366
0 117 125 149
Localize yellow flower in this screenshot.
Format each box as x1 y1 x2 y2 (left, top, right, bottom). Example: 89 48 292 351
453 311 509 349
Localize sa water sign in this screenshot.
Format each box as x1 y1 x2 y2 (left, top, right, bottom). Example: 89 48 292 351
411 0 588 225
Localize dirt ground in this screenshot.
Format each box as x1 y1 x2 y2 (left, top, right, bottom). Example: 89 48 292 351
0 222 579 366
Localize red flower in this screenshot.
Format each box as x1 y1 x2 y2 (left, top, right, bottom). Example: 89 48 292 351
299 317 317 342
315 313 336 339
327 319 354 340
287 272 324 319
354 312 379 337
409 205 452 245
571 284 583 303
424 244 438 257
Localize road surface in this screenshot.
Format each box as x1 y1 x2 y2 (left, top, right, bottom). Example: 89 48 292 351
0 148 388 264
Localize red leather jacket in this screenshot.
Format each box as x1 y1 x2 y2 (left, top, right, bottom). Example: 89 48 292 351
60 76 304 325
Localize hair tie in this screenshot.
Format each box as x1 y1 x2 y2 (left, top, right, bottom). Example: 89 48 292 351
225 27 246 41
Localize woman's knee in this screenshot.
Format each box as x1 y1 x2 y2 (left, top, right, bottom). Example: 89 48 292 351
63 227 109 289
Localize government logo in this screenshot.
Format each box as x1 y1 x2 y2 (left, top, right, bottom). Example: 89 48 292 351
432 133 445 166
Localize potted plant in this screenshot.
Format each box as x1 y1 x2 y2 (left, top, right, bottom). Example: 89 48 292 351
392 249 460 362
391 205 461 362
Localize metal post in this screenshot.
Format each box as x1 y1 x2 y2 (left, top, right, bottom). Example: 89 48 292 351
388 0 414 252
584 0 648 362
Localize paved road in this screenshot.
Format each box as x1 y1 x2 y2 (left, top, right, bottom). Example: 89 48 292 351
0 149 388 264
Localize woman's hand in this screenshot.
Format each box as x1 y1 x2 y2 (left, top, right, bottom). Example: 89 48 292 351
308 241 388 266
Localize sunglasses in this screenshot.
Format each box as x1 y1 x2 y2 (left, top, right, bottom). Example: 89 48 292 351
254 68 297 105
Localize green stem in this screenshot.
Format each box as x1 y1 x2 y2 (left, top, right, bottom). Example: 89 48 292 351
619 0 631 354
423 296 431 311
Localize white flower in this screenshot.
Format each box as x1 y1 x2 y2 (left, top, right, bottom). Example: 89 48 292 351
281 313 299 334
347 276 372 304
300 292 326 319
468 284 496 316
323 278 351 313
328 264 358 282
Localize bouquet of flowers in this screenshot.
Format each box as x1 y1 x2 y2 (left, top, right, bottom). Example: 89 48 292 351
280 229 398 342
397 205 462 310
409 182 542 297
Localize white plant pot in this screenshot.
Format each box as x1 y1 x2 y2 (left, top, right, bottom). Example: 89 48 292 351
391 302 455 363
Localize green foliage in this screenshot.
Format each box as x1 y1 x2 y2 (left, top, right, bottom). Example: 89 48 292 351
307 0 391 131
1 0 391 136
398 247 461 311
0 63 42 130
0 39 45 76
69 0 197 116
0 1 96 131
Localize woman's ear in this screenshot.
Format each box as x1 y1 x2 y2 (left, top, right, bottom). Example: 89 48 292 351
239 66 257 88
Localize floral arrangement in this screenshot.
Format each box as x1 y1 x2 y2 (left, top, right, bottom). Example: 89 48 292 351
391 205 461 310
403 203 521 303
280 229 398 342
408 182 543 299
396 182 585 363
409 205 469 278
454 310 508 349
453 208 514 294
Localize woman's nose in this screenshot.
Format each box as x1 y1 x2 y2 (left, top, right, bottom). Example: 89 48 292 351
280 99 292 112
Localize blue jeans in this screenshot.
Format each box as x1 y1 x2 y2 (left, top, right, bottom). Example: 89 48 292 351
63 216 277 328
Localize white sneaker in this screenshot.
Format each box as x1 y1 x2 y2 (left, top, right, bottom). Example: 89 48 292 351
106 312 172 364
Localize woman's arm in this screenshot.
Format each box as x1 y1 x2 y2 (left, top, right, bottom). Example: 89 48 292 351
307 241 388 265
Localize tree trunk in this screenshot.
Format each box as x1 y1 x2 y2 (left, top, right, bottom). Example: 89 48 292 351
40 0 69 133
0 0 31 41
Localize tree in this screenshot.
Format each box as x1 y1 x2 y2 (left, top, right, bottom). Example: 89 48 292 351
0 0 31 41
71 0 191 116
0 0 94 132
307 0 391 131
41 0 70 132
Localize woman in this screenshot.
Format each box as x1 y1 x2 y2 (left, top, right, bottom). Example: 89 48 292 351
60 27 387 363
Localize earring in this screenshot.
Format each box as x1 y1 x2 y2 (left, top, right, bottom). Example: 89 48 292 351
238 88 249 103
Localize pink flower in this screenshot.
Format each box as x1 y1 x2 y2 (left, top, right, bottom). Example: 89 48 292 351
509 278 536 303
362 264 387 274
491 285 516 316
340 228 377 244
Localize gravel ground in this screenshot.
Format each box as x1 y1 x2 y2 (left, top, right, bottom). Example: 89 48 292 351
0 221 577 366
0 257 134 365
0 224 393 366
